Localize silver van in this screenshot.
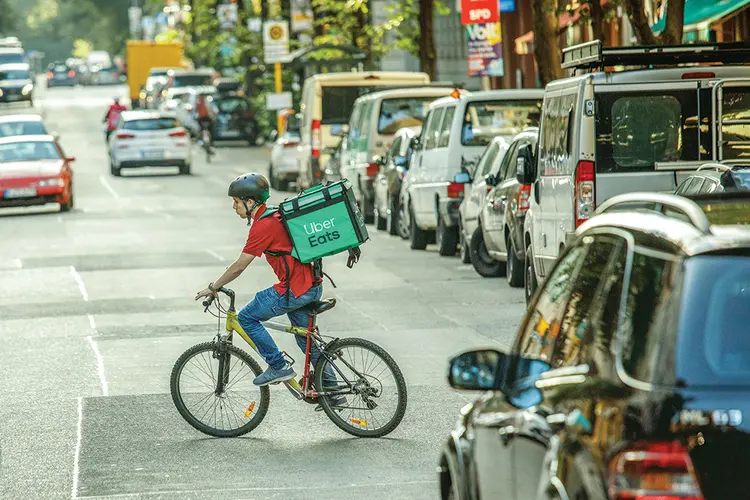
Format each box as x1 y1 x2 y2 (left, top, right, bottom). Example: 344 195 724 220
518 41 750 303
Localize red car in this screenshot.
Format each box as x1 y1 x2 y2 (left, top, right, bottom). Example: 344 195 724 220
0 135 75 211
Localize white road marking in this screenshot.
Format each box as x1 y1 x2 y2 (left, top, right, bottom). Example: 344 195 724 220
205 249 225 261
143 207 174 220
14 258 21 269
70 266 89 302
73 480 438 499
98 175 120 200
71 396 83 500
86 336 109 397
87 314 96 330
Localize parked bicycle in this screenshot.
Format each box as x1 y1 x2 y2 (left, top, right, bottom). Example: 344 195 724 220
170 287 407 438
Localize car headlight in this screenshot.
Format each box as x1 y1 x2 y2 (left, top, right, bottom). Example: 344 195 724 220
37 178 65 187
0 88 4 97
22 84 33 95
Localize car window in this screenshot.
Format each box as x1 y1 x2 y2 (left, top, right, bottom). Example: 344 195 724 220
214 98 247 114
424 108 445 150
675 177 694 195
499 141 521 181
516 245 588 361
726 169 750 191
348 102 364 142
461 99 543 146
719 87 750 161
0 53 25 64
476 142 501 178
377 98 434 134
123 118 180 131
172 74 213 87
0 69 29 80
702 179 719 193
359 100 375 148
549 237 622 368
684 176 705 195
0 141 60 162
539 96 561 176
0 121 46 137
438 106 455 148
387 137 402 160
321 85 369 125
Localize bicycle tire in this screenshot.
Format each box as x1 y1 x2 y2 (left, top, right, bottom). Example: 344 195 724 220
170 342 270 437
314 337 407 438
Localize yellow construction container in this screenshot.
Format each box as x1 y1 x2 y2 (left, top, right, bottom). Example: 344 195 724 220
125 40 184 107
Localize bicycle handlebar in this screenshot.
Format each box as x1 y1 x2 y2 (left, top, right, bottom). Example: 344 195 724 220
201 287 236 312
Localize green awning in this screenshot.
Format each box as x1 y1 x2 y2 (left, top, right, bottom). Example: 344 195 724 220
652 0 750 33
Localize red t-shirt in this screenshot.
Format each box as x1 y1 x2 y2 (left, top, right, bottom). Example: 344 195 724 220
242 205 316 298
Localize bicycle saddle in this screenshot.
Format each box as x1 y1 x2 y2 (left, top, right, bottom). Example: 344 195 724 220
299 298 336 315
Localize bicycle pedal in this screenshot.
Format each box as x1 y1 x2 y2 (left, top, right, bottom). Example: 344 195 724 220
281 351 296 366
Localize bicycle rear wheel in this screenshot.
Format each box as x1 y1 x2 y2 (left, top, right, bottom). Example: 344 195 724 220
170 342 270 437
314 337 407 438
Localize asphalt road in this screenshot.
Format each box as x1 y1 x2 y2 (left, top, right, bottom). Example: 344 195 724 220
0 83 527 500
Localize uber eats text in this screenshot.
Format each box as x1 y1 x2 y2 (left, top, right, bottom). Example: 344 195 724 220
304 218 340 247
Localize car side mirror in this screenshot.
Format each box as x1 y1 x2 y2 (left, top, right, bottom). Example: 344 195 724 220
485 173 498 187
448 349 508 391
66 157 76 162
516 154 534 185
331 123 349 137
454 171 471 184
409 136 421 150
393 155 408 168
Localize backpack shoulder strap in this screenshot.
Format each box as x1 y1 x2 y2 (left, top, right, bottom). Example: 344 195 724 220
259 205 279 220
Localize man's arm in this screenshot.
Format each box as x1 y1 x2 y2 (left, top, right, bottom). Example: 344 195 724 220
212 252 255 290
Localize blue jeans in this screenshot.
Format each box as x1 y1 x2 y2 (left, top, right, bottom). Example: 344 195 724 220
238 284 323 370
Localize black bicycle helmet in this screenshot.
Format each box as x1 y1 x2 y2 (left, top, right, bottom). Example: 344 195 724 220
227 173 270 203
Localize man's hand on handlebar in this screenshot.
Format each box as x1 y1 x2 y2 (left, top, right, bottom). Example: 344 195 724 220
195 286 216 301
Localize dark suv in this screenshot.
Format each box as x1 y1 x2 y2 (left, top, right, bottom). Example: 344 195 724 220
440 192 750 500
675 163 750 196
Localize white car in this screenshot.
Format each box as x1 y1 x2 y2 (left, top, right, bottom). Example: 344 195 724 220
108 111 192 177
269 128 305 191
159 87 191 113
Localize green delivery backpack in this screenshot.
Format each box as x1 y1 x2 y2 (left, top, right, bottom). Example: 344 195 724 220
259 179 368 299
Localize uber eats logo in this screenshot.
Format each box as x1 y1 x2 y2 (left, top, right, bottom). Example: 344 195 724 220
304 218 341 247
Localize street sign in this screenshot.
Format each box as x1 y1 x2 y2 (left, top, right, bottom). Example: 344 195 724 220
266 91 293 110
247 17 263 33
499 0 515 12
466 22 504 77
460 0 499 25
263 20 290 63
217 4 238 30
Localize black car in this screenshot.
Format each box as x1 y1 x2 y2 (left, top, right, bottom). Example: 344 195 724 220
0 63 33 105
211 95 262 145
675 163 750 196
441 192 750 500
46 62 78 87
373 126 419 237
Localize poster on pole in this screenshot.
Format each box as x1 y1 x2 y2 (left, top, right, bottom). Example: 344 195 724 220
460 0 499 25
291 0 314 32
217 4 238 30
263 20 290 63
466 22 504 77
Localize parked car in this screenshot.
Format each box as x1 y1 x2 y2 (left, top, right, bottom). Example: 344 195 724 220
675 163 750 195
0 63 34 106
46 62 78 87
340 86 460 223
456 136 510 271
402 89 544 255
269 114 304 191
373 126 420 236
323 135 345 184
0 135 74 211
108 111 191 176
522 40 750 304
211 94 262 145
478 128 538 287
0 48 27 66
296 71 430 191
440 192 750 500
0 114 49 138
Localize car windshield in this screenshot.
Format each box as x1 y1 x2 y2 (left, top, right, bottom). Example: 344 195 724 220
377 98 435 134
0 141 60 162
0 121 46 137
461 100 543 146
0 53 24 64
0 69 29 80
123 118 180 131
53 65 68 73
215 98 247 114
173 74 213 87
677 255 750 387
321 86 371 125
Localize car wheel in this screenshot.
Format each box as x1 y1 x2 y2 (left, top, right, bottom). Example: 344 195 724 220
409 205 429 250
470 228 504 277
60 185 74 212
110 163 121 177
437 216 458 256
506 233 525 288
387 193 399 236
459 218 471 264
398 200 410 240
360 196 375 225
374 200 387 231
179 163 191 175
525 242 538 305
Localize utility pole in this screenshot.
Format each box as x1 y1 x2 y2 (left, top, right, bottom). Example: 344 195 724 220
268 0 284 136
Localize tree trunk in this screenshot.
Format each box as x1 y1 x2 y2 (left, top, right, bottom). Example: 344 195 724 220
589 0 606 45
419 0 437 80
532 0 563 86
624 0 658 45
661 0 686 44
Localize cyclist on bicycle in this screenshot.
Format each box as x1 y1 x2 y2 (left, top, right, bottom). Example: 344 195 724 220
195 173 331 388
195 93 215 144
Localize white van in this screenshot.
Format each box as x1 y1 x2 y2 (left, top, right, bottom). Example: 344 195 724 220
519 41 750 303
403 89 544 255
296 71 430 190
340 86 458 223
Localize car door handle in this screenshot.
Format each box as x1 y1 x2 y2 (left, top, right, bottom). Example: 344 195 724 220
498 425 515 445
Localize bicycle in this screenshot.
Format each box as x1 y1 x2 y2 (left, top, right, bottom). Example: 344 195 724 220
170 287 408 438
200 127 214 163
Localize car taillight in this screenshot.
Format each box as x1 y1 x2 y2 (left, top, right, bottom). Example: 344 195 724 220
574 160 595 227
46 72 53 79
447 182 464 199
169 130 187 137
517 184 531 213
398 169 406 180
311 119 321 157
609 441 703 500
68 70 75 77
366 163 379 177
283 140 299 148
116 133 135 139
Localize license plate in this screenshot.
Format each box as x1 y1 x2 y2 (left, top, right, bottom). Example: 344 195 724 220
55 75 65 79
141 150 163 158
5 187 37 198
220 130 240 137
7 94 20 101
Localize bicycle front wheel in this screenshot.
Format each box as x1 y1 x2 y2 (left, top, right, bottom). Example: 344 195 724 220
170 342 270 437
315 338 407 438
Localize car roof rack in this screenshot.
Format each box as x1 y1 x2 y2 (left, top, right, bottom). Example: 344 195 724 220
360 82 466 93
561 40 750 72
595 192 711 234
696 163 734 173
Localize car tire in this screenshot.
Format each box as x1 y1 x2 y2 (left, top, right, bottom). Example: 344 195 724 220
398 200 410 240
459 217 471 264
470 228 504 277
179 163 191 175
409 205 429 250
110 163 121 177
361 197 375 225
375 201 387 231
506 233 524 288
525 242 538 305
60 185 74 212
386 193 399 236
437 216 458 256
268 164 278 190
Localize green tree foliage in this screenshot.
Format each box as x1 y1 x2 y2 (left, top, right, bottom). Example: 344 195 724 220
0 0 18 34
